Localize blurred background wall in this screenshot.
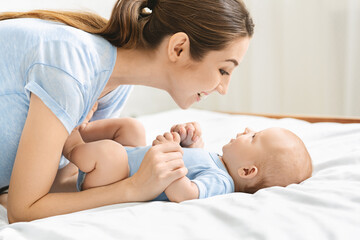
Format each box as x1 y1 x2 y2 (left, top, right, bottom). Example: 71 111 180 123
1 0 359 117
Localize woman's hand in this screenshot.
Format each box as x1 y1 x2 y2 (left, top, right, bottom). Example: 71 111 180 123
130 141 187 201
170 122 204 148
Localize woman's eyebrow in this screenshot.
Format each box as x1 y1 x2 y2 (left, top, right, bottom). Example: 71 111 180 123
225 59 239 66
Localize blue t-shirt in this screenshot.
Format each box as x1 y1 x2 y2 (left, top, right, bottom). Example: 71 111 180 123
126 146 235 200
0 18 133 189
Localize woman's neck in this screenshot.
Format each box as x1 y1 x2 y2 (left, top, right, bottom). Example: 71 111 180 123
99 47 169 99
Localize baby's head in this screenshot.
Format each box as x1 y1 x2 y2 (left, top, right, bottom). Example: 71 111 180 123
222 127 312 193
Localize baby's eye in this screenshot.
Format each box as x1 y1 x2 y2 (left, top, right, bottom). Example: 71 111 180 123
252 133 256 139
219 69 229 76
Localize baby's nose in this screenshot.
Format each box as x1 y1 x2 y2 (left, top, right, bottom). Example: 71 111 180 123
244 127 252 134
237 128 252 138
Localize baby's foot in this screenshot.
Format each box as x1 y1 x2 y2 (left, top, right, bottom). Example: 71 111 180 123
152 132 181 146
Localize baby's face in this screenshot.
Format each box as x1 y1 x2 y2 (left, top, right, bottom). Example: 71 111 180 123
222 127 311 192
222 127 293 178
222 128 264 170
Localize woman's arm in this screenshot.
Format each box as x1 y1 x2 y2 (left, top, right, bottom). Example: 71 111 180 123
7 94 186 223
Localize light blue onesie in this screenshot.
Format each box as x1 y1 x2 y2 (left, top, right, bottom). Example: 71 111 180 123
77 146 235 200
0 18 133 189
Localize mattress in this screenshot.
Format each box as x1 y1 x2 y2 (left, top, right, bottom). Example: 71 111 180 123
1 109 360 239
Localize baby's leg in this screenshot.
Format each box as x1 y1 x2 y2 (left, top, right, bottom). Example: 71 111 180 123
79 118 146 147
112 118 146 147
69 140 129 190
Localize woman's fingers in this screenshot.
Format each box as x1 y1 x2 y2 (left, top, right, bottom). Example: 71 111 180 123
167 167 188 183
131 141 186 200
153 141 183 154
165 158 186 171
157 151 183 163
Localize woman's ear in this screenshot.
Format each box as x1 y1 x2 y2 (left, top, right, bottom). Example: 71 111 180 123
167 32 190 63
238 166 258 179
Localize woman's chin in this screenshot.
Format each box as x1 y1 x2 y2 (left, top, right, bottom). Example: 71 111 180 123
174 98 193 110
169 92 198 110
177 104 190 110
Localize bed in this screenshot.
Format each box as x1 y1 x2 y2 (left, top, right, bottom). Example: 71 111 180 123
1 108 360 239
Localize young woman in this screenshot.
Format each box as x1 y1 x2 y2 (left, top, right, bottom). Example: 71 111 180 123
0 0 254 223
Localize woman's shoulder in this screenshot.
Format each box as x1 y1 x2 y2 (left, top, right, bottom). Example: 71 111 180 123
1 18 116 75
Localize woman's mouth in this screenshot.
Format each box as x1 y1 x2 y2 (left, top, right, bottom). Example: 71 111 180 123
197 92 209 101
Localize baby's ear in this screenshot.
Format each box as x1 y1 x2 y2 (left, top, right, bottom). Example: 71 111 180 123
238 166 258 179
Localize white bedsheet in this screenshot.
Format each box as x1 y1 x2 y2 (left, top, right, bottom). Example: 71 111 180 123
1 109 360 240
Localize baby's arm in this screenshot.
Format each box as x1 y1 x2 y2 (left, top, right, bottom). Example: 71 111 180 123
152 132 199 202
165 176 199 203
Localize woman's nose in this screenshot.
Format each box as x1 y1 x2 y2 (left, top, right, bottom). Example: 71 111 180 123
216 79 230 95
216 85 226 95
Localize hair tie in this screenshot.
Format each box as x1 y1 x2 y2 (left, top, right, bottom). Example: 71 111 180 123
147 0 158 10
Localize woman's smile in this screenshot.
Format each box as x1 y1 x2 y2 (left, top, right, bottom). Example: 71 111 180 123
197 92 209 101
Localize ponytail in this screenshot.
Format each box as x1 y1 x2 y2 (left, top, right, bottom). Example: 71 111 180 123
0 10 107 32
99 0 150 49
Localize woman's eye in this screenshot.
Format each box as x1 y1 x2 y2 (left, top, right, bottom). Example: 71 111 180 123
219 69 229 76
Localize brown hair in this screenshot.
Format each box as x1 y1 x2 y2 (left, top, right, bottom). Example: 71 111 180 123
0 0 254 61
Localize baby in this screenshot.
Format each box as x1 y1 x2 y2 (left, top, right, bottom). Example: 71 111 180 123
63 120 313 202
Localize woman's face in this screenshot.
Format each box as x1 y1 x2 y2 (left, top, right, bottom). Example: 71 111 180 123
168 37 250 109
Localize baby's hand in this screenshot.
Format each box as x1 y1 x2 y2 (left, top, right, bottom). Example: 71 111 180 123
170 122 204 148
83 101 98 124
77 102 98 132
152 132 181 146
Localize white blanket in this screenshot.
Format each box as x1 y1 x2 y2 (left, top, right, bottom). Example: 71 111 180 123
1 109 360 240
